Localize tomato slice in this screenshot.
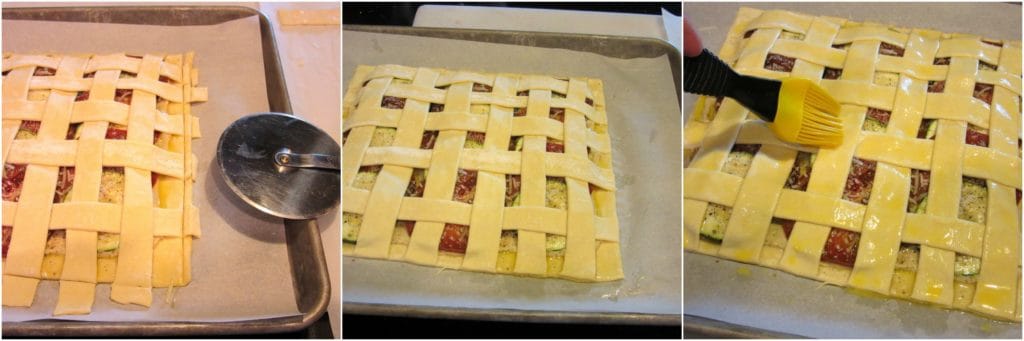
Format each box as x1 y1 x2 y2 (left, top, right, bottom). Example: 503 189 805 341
546 138 564 153
2 225 12 259
965 128 989 147
452 169 477 204
401 222 471 254
3 164 28 202
438 223 469 253
106 126 128 140
821 228 860 267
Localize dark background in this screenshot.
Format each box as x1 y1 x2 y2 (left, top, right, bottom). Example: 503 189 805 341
341 2 681 339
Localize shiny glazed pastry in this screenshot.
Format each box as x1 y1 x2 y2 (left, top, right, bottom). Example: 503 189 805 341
2 53 206 315
342 65 622 282
684 8 1022 321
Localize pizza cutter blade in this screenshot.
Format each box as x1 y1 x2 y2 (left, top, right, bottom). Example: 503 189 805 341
217 112 340 220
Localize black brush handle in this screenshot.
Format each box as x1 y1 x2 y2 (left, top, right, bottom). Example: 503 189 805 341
684 49 780 122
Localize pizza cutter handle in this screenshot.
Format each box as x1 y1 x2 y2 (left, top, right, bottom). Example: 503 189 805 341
274 149 340 171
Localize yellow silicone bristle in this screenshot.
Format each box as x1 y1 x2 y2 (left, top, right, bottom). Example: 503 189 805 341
771 78 843 147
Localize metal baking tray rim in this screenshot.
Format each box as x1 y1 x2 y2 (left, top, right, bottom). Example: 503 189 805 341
1 6 330 336
346 302 680 326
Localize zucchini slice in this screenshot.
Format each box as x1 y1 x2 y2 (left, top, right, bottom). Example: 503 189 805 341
546 235 566 251
954 254 981 276
97 233 119 252
342 213 362 243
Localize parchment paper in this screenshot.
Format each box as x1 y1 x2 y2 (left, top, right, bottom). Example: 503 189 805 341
3 15 301 322
683 2 1022 338
342 30 681 316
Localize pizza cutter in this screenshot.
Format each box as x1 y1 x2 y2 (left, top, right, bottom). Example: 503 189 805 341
217 112 340 220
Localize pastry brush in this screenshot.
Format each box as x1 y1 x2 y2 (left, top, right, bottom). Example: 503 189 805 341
684 49 843 147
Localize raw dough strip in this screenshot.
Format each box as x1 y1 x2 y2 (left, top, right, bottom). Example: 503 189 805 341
684 7 1022 321
342 65 619 281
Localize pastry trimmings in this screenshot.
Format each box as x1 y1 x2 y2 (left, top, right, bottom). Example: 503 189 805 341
907 169 931 213
821 227 860 267
842 158 877 205
764 53 796 72
958 176 987 224
863 108 892 132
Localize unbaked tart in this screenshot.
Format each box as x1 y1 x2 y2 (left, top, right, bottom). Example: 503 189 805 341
684 8 1022 321
343 65 622 282
2 53 206 315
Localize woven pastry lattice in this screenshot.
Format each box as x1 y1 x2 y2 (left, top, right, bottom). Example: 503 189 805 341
2 53 205 315
684 8 1022 321
342 65 622 282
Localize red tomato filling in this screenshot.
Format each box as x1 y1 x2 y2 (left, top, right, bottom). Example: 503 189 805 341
784 152 813 191
2 225 11 259
505 174 521 206
106 125 128 140
823 67 842 80
549 108 565 122
965 125 989 147
54 167 75 203
381 96 405 109
439 223 470 253
973 83 994 105
3 164 28 202
907 169 931 212
764 54 796 72
472 83 492 92
547 138 565 153
928 80 945 93
466 132 486 145
866 108 892 126
421 131 438 149
878 42 905 57
842 158 876 205
452 169 477 204
821 228 860 267
114 89 133 105
400 222 471 254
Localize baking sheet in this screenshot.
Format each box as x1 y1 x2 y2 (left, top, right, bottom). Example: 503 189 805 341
3 14 301 322
342 30 681 316
683 2 1022 338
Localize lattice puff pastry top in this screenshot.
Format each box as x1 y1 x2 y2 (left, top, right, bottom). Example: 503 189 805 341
684 8 1022 321
342 65 622 282
2 53 206 315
